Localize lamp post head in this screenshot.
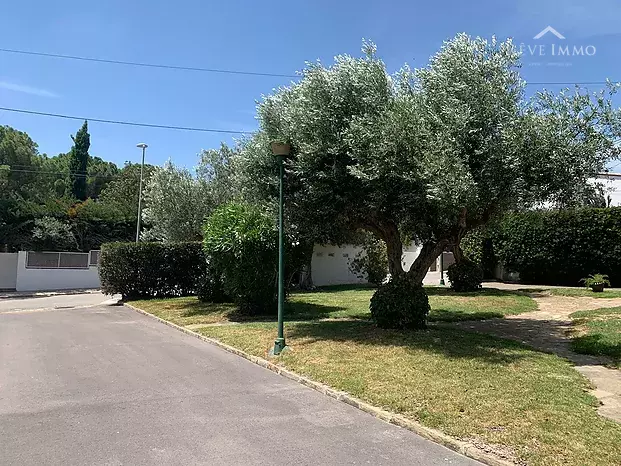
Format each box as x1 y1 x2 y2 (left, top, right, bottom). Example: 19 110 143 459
136 143 148 149
270 142 290 157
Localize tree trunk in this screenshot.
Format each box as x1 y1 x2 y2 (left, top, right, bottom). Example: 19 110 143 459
383 226 404 278
407 240 449 284
452 241 465 263
363 217 404 278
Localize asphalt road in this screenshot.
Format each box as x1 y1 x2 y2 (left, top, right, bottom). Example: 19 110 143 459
0 291 115 312
0 297 479 465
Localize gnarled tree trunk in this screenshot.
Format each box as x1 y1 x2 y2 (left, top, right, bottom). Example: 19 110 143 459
407 240 450 284
364 217 404 278
452 241 465 263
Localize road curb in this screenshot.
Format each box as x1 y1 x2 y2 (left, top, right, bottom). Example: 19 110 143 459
124 302 515 466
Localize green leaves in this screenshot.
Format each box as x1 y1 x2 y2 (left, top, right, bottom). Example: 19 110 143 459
490 208 621 286
99 242 206 299
237 34 621 281
69 121 90 201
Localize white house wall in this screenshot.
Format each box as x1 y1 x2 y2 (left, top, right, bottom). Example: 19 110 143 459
311 242 423 286
311 244 367 286
15 251 101 292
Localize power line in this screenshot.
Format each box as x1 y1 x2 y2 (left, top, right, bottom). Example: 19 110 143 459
0 47 298 79
2 47 618 86
4 168 124 179
0 107 249 134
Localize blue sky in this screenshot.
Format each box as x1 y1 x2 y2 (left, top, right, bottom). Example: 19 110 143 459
1 0 620 169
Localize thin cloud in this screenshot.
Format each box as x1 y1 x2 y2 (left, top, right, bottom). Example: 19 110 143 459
0 81 59 98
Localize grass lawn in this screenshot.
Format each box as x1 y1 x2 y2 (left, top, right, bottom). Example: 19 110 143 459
517 287 621 299
130 285 537 327
197 320 621 466
570 307 621 367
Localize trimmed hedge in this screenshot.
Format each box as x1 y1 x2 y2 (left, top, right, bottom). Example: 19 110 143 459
465 207 621 287
99 242 207 299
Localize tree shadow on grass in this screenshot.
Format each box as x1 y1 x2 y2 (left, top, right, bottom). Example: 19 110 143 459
298 284 376 294
425 287 529 298
572 334 621 366
285 319 532 365
222 302 355 323
449 316 617 367
429 309 505 322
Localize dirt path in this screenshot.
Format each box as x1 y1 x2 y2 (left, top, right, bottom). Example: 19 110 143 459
452 292 621 422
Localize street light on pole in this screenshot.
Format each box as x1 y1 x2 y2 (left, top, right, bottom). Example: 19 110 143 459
135 143 148 243
270 141 290 356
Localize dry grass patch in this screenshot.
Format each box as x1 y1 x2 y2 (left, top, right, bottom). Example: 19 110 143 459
198 320 621 466
129 297 236 326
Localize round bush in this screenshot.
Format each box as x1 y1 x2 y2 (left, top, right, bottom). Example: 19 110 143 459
370 276 430 329
447 260 483 292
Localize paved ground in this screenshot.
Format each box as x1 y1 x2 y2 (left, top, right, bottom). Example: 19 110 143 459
0 291 115 313
452 291 621 423
0 296 478 466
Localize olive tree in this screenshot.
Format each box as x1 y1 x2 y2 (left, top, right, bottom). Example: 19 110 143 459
238 35 621 299
142 161 212 241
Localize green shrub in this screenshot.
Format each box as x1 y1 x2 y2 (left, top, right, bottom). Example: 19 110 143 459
348 235 388 286
203 203 310 314
460 227 497 279
204 203 288 315
370 276 430 329
447 260 483 292
197 262 229 303
99 242 207 299
493 207 621 286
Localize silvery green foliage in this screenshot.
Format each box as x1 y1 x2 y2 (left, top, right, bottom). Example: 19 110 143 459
142 160 212 242
237 34 621 280
31 216 76 251
197 143 239 206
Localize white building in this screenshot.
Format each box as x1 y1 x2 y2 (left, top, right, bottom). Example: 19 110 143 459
311 242 449 287
595 172 621 206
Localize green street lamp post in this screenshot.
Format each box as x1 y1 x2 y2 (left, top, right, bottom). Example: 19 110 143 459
270 141 290 356
439 251 446 286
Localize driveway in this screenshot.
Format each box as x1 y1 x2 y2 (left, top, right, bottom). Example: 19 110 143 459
0 296 479 465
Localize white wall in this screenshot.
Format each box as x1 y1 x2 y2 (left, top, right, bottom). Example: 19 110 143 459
311 244 368 286
311 242 425 286
0 253 18 290
15 251 101 292
402 243 423 272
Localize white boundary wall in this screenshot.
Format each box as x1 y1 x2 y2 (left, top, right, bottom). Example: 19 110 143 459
0 253 18 290
15 251 100 291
